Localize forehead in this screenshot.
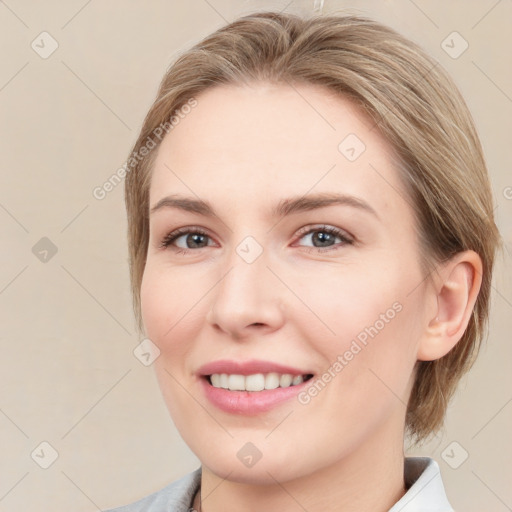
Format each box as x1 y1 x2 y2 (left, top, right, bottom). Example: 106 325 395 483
149 82 406 218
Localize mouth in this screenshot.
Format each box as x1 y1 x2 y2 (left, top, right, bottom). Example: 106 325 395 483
197 359 315 414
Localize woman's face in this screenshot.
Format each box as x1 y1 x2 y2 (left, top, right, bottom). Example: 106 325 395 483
141 82 433 483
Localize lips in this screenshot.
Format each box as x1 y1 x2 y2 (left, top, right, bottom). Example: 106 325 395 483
197 359 315 414
198 359 313 377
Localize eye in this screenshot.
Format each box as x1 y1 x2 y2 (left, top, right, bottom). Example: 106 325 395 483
159 226 214 254
293 225 353 253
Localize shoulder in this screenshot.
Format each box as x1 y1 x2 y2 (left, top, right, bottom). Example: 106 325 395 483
389 456 454 512
104 467 201 512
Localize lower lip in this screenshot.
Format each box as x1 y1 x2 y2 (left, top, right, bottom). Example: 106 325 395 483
200 377 310 414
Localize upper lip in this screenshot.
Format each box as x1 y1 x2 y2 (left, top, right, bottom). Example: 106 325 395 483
197 359 313 377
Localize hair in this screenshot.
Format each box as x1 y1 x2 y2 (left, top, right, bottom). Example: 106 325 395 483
123 11 501 445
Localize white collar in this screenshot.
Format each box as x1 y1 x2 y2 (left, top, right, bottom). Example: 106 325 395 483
388 457 454 511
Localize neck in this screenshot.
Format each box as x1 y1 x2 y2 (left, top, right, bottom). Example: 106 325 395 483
194 420 407 512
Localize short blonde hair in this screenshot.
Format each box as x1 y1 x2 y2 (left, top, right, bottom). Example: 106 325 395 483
124 11 501 444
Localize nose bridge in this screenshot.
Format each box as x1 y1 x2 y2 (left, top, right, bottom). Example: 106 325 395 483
207 233 284 336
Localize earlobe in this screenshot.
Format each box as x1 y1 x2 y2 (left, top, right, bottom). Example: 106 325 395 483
417 251 483 361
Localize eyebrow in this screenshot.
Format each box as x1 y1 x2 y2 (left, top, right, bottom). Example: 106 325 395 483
149 192 379 220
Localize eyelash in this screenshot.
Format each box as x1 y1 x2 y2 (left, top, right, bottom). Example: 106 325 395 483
159 225 354 256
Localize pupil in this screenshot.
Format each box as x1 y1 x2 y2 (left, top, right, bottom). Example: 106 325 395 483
314 231 332 247
189 234 206 248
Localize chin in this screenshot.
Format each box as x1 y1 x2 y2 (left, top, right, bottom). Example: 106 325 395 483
191 432 330 485
202 455 307 485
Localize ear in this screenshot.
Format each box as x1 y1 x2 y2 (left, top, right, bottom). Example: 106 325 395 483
417 250 483 361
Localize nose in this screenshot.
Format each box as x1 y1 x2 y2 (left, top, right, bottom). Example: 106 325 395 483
205 248 285 341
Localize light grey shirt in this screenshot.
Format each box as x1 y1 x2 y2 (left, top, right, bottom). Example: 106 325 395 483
106 456 454 512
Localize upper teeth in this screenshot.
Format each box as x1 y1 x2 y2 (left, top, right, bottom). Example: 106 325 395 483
210 373 306 392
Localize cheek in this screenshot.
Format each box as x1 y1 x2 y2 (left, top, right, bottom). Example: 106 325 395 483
140 268 169 340
294 263 405 348
140 265 195 353
140 267 199 424
296 261 421 395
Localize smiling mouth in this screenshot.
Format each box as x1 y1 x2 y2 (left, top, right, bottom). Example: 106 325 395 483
206 373 314 392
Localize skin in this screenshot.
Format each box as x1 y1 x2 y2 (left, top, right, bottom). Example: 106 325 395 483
140 82 482 512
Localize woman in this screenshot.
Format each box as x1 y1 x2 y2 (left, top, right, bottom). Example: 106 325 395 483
107 11 500 512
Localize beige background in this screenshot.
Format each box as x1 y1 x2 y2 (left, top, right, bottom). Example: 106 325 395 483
1 0 511 510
